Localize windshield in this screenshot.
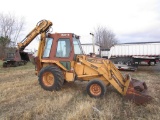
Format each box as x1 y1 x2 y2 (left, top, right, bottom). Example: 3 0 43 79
43 38 53 57
73 38 83 54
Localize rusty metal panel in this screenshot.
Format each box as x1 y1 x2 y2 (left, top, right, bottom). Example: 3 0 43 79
124 78 152 105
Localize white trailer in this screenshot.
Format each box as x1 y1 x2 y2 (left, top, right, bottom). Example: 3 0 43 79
100 48 110 58
81 43 100 56
108 42 160 66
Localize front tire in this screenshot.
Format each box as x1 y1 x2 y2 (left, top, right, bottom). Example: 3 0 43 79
38 66 64 91
86 79 106 98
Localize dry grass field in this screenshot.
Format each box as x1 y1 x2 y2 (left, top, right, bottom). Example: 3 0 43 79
0 61 160 120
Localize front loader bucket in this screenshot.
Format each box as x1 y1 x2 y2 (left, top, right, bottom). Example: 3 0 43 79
124 78 152 105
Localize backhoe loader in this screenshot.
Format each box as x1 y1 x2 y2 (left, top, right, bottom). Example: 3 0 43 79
20 20 152 105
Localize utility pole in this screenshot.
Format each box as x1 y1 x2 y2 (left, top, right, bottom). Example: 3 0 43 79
90 33 95 54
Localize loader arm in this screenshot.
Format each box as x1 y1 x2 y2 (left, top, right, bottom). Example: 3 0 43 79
77 56 128 95
76 55 152 104
17 20 52 51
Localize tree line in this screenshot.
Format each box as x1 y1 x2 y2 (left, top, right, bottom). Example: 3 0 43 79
0 13 25 59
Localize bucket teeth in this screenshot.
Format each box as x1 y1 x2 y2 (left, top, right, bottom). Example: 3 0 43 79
124 78 152 105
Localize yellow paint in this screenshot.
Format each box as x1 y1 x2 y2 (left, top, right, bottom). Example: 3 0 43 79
65 72 75 81
74 62 84 75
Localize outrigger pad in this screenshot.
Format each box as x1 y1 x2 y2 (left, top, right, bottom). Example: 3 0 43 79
124 78 152 105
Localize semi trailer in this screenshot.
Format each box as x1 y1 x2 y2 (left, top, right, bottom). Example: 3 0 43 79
108 42 160 67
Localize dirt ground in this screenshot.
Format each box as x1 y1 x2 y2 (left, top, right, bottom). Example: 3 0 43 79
0 62 160 120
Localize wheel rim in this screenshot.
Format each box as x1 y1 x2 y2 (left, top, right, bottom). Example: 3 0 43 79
90 84 102 96
42 72 54 87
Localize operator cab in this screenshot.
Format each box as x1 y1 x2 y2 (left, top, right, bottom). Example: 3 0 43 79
42 33 83 70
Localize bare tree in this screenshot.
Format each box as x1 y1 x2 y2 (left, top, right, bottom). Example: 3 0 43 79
0 13 25 44
0 13 25 58
12 17 25 44
94 25 118 49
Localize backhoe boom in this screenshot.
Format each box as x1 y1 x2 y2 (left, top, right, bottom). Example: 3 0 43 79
17 20 52 51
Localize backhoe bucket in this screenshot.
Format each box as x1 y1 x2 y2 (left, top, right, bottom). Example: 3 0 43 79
124 78 152 105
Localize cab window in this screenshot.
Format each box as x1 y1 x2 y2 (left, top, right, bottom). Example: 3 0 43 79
43 38 53 57
73 38 83 54
56 39 70 57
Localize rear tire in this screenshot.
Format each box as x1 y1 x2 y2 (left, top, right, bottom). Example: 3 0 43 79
38 66 64 91
86 79 106 98
148 60 155 66
3 62 7 67
14 62 18 67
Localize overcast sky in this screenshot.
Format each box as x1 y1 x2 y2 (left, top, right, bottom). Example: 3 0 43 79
0 0 160 51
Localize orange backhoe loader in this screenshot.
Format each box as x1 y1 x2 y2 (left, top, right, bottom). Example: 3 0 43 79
19 20 152 105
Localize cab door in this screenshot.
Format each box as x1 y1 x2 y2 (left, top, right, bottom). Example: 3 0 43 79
55 38 72 70
48 33 74 71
